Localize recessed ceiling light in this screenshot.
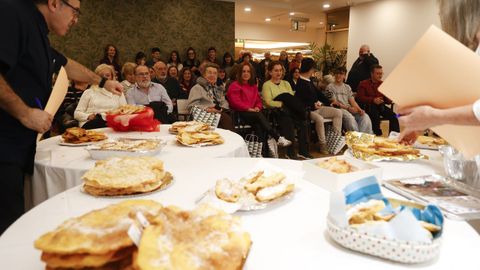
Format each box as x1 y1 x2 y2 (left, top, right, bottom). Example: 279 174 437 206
319 21 324 24
289 12 295 16
323 3 331 8
244 7 251 12
265 17 271 22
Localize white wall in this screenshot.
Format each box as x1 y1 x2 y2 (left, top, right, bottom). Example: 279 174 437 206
348 0 441 76
236 22 325 45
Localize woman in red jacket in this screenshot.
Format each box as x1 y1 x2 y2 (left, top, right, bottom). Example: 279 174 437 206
227 63 291 157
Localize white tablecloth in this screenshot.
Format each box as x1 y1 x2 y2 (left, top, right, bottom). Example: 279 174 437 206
2 158 479 269
31 126 249 206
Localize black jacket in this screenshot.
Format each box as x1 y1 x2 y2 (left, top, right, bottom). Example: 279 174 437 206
294 77 331 111
346 54 379 92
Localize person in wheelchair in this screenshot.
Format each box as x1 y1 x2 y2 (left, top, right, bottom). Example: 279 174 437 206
227 62 291 157
356 64 399 136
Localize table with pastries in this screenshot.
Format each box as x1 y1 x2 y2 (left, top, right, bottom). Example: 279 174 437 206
2 152 480 269
29 125 250 206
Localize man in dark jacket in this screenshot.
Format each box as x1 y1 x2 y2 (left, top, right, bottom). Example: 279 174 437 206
294 58 343 154
0 0 123 233
346 45 379 92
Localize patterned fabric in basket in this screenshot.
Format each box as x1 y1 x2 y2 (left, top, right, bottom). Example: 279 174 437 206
191 106 221 128
325 124 345 155
245 134 262 158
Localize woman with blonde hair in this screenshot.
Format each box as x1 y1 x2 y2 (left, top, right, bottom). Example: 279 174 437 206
120 62 137 93
399 0 480 143
227 62 291 157
74 64 127 129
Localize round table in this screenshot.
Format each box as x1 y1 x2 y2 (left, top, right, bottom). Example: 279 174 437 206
3 158 480 269
30 125 250 206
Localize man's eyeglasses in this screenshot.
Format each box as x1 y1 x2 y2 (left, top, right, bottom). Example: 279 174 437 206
61 0 81 18
135 72 150 77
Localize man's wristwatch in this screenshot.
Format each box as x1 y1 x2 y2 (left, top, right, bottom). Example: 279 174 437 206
99 77 107 88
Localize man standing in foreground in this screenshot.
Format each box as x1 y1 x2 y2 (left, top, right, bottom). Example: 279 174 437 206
0 0 123 234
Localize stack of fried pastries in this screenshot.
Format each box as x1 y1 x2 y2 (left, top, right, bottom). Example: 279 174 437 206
352 137 420 157
176 130 224 146
35 200 251 270
108 105 146 115
62 127 107 144
133 204 252 270
169 121 210 133
34 200 164 270
82 157 172 196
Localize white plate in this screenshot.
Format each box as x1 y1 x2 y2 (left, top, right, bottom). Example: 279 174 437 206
86 138 166 160
197 177 295 213
58 140 96 147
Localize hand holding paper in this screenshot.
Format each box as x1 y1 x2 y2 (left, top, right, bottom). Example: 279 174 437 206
379 25 480 158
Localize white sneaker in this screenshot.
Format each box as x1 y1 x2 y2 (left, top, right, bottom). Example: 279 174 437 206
276 136 292 147
267 138 279 158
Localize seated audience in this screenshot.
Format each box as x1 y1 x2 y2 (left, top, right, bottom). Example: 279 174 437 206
135 51 146 66
187 63 235 131
146 47 161 68
262 61 311 159
55 80 88 133
183 47 201 76
120 62 137 93
279 50 290 77
222 52 234 78
126 65 173 124
74 64 127 129
346 44 379 92
326 67 373 134
289 52 303 73
206 47 220 65
99 44 122 81
167 65 179 81
167 50 183 71
257 52 271 83
178 67 196 99
217 68 227 94
294 58 343 154
287 67 300 92
357 64 399 135
152 61 181 102
227 63 291 157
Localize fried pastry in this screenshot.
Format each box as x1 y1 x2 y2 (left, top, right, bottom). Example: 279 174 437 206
82 157 171 196
215 179 242 203
35 200 163 270
417 135 447 146
214 171 295 205
317 157 357 174
169 121 210 133
108 104 146 115
62 127 107 144
134 204 251 270
176 130 224 146
244 172 285 194
255 182 295 202
351 137 420 157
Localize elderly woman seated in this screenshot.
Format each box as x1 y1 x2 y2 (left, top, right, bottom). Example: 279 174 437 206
74 64 127 129
186 62 235 131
